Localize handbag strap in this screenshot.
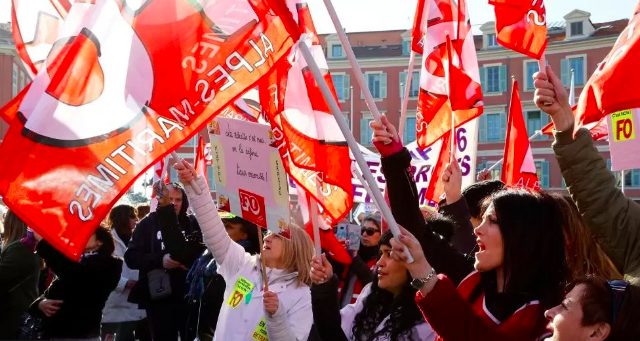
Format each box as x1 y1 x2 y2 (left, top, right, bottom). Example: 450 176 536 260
9 273 35 293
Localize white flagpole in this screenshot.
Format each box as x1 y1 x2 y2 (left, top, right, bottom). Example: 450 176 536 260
486 131 543 171
298 41 414 263
351 163 380 211
398 51 417 143
170 151 202 195
569 69 576 107
621 170 626 195
310 196 322 256
321 0 382 120
350 86 354 132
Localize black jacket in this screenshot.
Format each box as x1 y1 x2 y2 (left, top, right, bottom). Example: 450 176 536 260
29 241 122 339
125 200 204 308
0 240 41 340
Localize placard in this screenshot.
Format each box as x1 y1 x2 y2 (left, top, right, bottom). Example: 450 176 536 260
209 118 289 234
607 108 640 171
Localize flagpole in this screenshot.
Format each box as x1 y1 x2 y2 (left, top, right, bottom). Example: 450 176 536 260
486 131 543 171
444 34 456 163
298 40 414 263
621 170 626 195
350 86 354 132
320 0 382 121
398 51 417 143
352 163 380 211
310 196 322 257
569 69 576 107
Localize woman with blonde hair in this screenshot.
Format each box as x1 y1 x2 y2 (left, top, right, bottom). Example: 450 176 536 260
174 160 314 341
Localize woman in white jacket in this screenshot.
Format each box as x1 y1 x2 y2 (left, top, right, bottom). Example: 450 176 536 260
175 160 315 341
101 205 147 341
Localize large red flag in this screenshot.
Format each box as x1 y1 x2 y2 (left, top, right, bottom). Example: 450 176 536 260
413 0 483 149
260 0 353 228
541 111 609 141
0 0 298 260
502 80 539 190
489 0 548 60
425 133 451 203
575 2 640 130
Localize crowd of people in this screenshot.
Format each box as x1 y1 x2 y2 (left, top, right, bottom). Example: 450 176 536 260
1 67 640 341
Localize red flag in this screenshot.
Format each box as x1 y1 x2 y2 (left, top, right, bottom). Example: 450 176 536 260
489 0 548 60
575 2 640 131
414 0 483 149
194 135 209 189
425 134 451 203
260 0 353 228
0 0 298 260
502 80 539 190
542 111 609 141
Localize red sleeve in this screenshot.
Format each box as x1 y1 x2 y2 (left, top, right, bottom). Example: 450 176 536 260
415 274 522 341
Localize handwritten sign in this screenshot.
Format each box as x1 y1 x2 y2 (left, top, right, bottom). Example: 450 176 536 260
608 108 640 171
210 118 289 233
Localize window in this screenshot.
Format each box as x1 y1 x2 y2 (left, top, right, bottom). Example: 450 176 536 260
403 117 417 144
362 72 387 99
332 45 343 58
487 33 498 47
399 71 420 98
526 110 548 140
344 113 351 130
569 57 585 86
483 162 502 180
535 161 550 188
19 72 25 91
616 168 640 188
487 113 502 141
183 136 197 147
571 22 584 36
331 74 350 101
12 64 18 96
360 117 373 145
402 40 410 56
525 61 539 90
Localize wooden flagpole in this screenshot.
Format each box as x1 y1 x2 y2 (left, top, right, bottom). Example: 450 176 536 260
257 225 269 290
298 40 414 263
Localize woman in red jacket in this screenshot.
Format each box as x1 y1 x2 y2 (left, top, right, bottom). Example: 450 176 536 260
372 116 567 341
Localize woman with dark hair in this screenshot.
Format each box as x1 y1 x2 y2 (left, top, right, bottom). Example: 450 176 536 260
0 211 41 340
371 116 567 340
545 276 640 341
102 205 148 341
309 218 451 341
29 226 122 341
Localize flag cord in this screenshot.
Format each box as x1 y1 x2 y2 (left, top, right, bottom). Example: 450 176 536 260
297 41 414 263
486 130 543 172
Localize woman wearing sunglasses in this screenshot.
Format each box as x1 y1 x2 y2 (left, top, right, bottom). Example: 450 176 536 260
545 277 640 341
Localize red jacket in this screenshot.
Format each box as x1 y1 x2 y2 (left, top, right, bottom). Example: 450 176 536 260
416 272 552 341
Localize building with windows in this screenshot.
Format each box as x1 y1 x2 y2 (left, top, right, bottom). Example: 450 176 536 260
0 25 31 140
320 9 640 198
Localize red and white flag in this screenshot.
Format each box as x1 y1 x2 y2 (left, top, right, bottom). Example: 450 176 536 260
412 0 483 149
575 1 640 131
502 80 539 190
260 0 353 228
489 0 548 60
542 113 609 141
0 0 298 260
194 135 209 190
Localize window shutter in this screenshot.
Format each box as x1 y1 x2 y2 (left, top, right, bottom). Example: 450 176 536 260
499 65 507 93
479 114 487 142
479 67 487 94
633 170 640 187
381 72 388 99
607 159 612 171
344 74 351 100
540 112 550 140
403 118 409 143
542 161 550 188
360 118 369 144
399 71 407 98
500 112 507 141
561 59 569 87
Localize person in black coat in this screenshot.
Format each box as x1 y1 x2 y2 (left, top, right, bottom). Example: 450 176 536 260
125 181 204 341
0 211 41 340
29 226 122 341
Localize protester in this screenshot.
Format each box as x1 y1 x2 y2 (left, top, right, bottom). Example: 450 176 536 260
29 227 122 341
310 225 443 340
545 276 640 341
102 205 147 341
372 116 567 340
125 182 204 341
175 160 315 341
137 204 151 220
0 211 41 340
533 66 640 285
185 213 261 341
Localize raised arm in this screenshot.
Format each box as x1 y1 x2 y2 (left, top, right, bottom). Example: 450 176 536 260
175 160 252 279
534 66 640 274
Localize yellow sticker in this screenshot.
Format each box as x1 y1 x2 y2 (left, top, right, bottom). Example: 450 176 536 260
227 276 254 308
611 110 636 142
252 318 269 341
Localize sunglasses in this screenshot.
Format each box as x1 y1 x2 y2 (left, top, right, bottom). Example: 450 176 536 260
361 227 380 236
608 279 629 325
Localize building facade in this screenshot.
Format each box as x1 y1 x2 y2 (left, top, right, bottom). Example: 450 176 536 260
0 25 32 140
320 9 640 198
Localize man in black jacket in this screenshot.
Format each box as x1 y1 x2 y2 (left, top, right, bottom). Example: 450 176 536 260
125 182 204 341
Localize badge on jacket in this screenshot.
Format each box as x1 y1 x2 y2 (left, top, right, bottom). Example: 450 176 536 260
228 276 254 308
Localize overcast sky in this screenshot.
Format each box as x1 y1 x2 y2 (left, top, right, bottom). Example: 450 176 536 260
0 0 636 33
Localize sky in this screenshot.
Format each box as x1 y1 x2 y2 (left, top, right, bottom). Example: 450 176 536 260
0 0 637 33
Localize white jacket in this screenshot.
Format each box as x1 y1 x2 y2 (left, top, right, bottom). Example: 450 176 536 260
340 284 435 341
102 230 146 323
185 177 312 341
